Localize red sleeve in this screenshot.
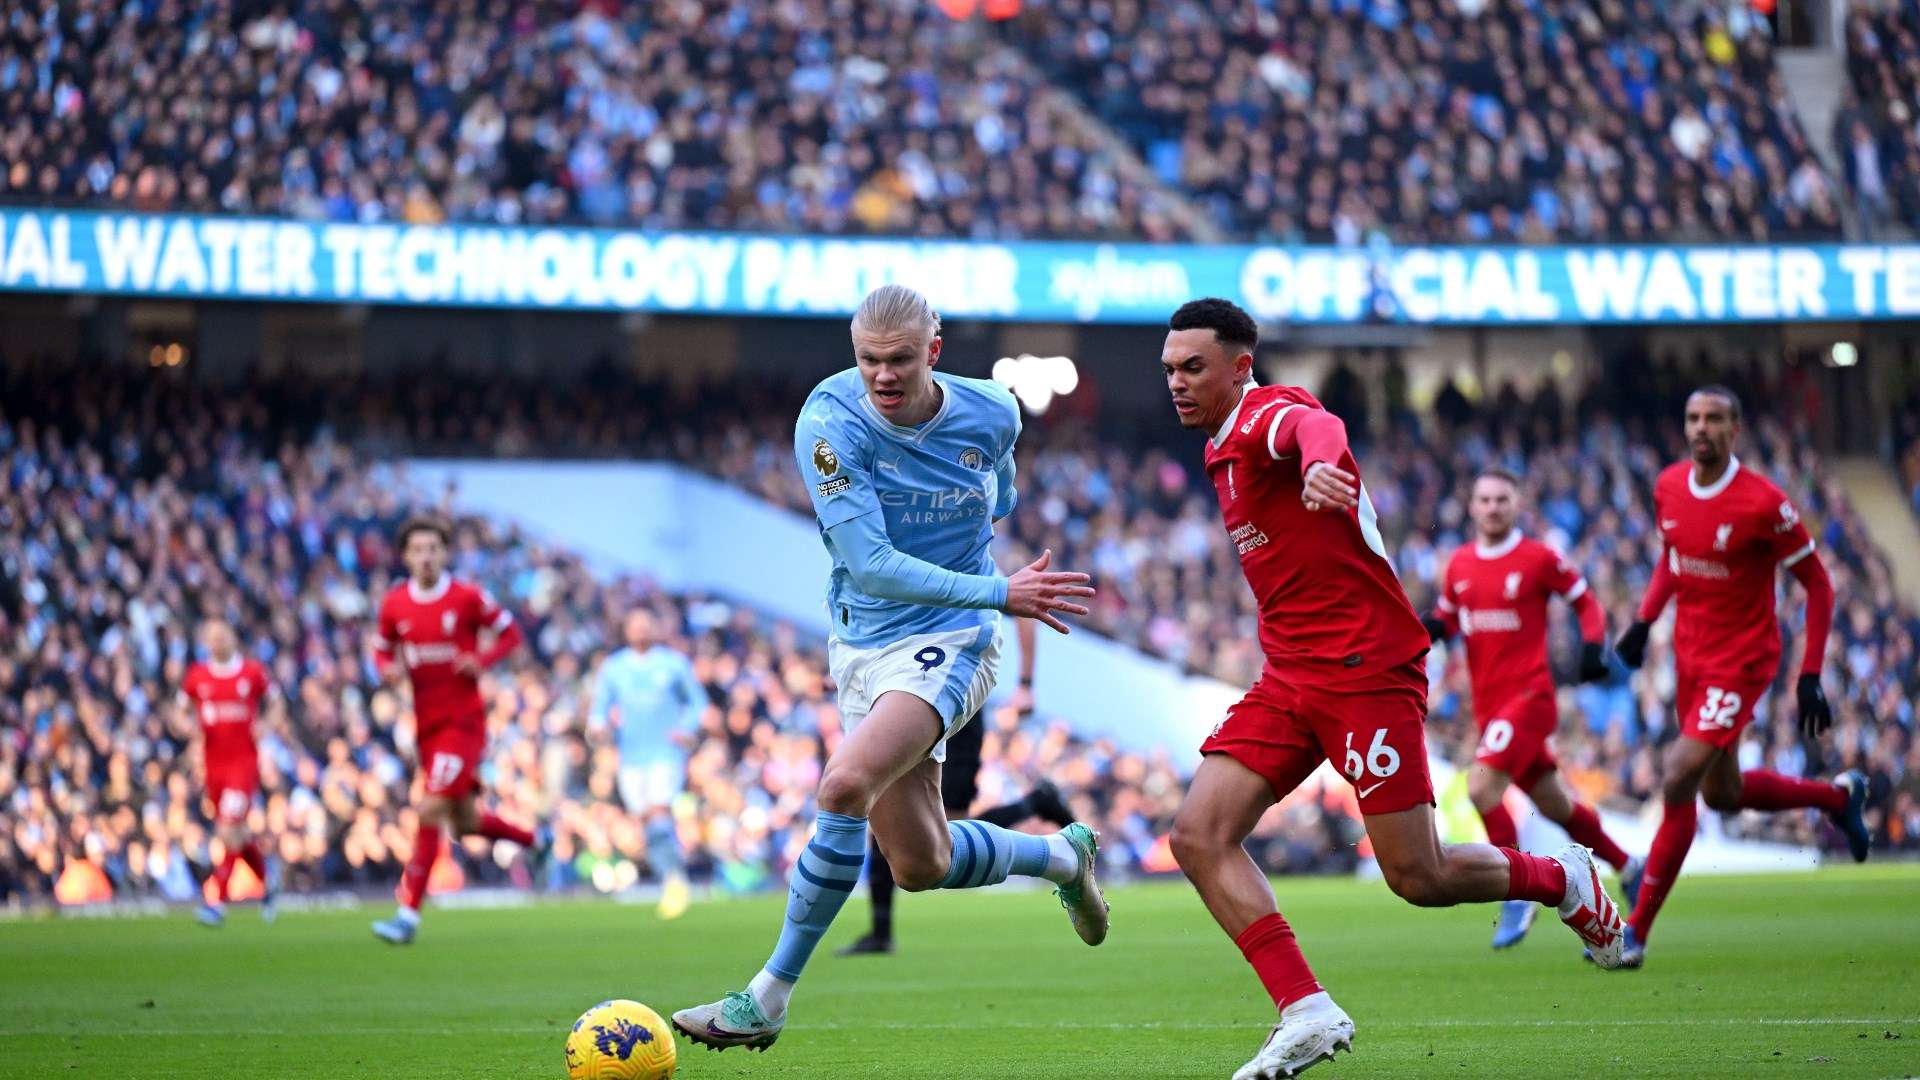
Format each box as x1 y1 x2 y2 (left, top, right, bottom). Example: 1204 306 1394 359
1789 550 1833 676
1545 549 1604 643
1637 547 1676 623
179 668 200 712
1430 556 1461 638
478 618 524 669
372 593 398 671
1766 494 1816 565
1265 401 1350 476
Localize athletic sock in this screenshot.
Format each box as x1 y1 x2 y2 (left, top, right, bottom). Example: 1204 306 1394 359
1629 798 1698 944
1562 803 1632 871
759 810 868 1003
210 851 237 904
1479 802 1518 849
476 813 535 847
397 823 442 913
865 838 895 941
1500 848 1568 906
937 820 1073 888
1234 912 1323 1012
238 841 268 884
645 814 684 877
1739 770 1847 814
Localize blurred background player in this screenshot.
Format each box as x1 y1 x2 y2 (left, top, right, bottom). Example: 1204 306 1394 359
180 618 280 927
369 516 537 945
1424 467 1643 950
839 616 1075 956
1158 299 1626 1080
672 285 1105 1052
1612 387 1872 967
592 609 707 920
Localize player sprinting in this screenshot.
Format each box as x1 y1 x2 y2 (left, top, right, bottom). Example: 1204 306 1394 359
1424 467 1644 949
672 284 1105 1052
181 618 280 927
593 609 706 920
1158 299 1626 1080
1610 386 1870 967
369 515 538 945
838 616 1076 956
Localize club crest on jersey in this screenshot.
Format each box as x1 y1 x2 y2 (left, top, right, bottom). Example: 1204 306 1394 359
958 447 987 471
442 609 457 634
1775 500 1800 533
1714 523 1733 551
812 439 840 477
1504 572 1522 599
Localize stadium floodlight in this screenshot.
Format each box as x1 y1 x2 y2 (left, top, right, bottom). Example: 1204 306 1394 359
1828 342 1858 368
993 354 1079 414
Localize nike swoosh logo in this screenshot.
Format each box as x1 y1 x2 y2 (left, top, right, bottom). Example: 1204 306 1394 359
1357 781 1386 799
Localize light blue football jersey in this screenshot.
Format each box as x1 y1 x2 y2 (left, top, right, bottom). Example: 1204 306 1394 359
795 368 1021 649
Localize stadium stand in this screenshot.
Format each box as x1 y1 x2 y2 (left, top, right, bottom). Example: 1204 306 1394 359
0 0 1182 239
1006 0 1843 242
3 357 1912 906
1843 3 1920 235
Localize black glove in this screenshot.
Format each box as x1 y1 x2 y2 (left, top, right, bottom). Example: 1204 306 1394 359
1797 673 1832 738
1421 615 1449 644
1578 641 1610 683
1614 620 1650 670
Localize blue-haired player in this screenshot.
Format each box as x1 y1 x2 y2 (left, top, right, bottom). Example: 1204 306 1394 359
672 284 1108 1053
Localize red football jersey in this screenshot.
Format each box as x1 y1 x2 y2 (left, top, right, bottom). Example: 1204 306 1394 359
1436 533 1587 712
1203 384 1428 684
1653 456 1814 675
180 656 270 787
372 576 511 737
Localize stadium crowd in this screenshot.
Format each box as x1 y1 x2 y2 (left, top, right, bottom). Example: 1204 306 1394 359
0 0 1178 240
2 0 1887 243
1843 2 1920 235
2 355 1915 908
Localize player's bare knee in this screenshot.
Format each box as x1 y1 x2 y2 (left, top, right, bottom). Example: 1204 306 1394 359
892 855 947 893
815 766 875 818
1660 772 1702 806
1701 782 1742 812
1379 858 1450 907
1168 811 1235 873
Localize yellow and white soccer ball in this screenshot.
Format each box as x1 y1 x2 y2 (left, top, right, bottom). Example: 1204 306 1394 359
564 999 676 1080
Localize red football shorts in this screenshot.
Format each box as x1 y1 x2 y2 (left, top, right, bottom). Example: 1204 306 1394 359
1474 691 1559 791
418 727 485 798
1676 665 1771 751
206 777 258 824
1202 659 1434 815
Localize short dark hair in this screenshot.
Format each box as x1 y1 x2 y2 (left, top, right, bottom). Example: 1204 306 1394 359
396 514 452 548
1474 466 1521 490
1690 384 1743 422
1169 297 1258 353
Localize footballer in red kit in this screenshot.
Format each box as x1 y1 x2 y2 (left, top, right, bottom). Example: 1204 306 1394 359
1611 386 1870 967
1160 299 1626 1080
369 515 539 945
180 618 279 926
1425 468 1641 950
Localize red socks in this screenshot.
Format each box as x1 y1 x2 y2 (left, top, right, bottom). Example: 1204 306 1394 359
1739 770 1846 814
1234 912 1323 1011
1629 798 1698 943
1478 803 1518 849
398 824 443 912
1500 848 1568 905
1562 804 1631 871
478 813 535 848
211 851 237 903
239 840 268 883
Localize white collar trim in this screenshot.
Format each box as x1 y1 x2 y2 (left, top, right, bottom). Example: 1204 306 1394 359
1211 381 1258 448
859 374 952 445
1474 531 1524 559
408 575 452 603
1689 455 1741 499
207 654 243 678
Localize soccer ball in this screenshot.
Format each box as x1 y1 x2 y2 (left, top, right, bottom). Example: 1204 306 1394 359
564 999 676 1080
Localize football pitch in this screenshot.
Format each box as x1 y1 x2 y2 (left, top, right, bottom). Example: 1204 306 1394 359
4 867 1916 1079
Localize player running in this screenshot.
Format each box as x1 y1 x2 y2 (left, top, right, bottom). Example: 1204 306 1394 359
1610 386 1870 967
369 515 538 945
838 616 1076 956
1159 299 1626 1080
672 284 1104 1053
181 618 280 927
1424 467 1643 949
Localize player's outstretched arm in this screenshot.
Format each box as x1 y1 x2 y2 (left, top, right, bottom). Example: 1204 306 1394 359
1787 549 1835 735
1615 549 1676 669
1267 404 1357 511
1003 549 1095 634
1567 587 1611 682
828 510 1015 611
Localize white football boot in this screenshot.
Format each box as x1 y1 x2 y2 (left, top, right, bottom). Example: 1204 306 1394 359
1552 843 1625 968
1231 991 1355 1080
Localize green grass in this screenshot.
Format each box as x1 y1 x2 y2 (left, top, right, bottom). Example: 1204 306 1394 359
3 866 1918 1079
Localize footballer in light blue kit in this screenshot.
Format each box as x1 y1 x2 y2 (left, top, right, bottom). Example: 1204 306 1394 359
673 285 1110 1053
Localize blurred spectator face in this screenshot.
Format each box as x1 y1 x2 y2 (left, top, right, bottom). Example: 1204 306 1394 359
624 611 657 652
1161 327 1253 433
1685 390 1742 467
401 524 450 585
200 619 238 663
1469 473 1519 542
850 318 942 423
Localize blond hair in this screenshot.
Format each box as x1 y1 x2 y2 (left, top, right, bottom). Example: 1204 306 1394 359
851 284 940 340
